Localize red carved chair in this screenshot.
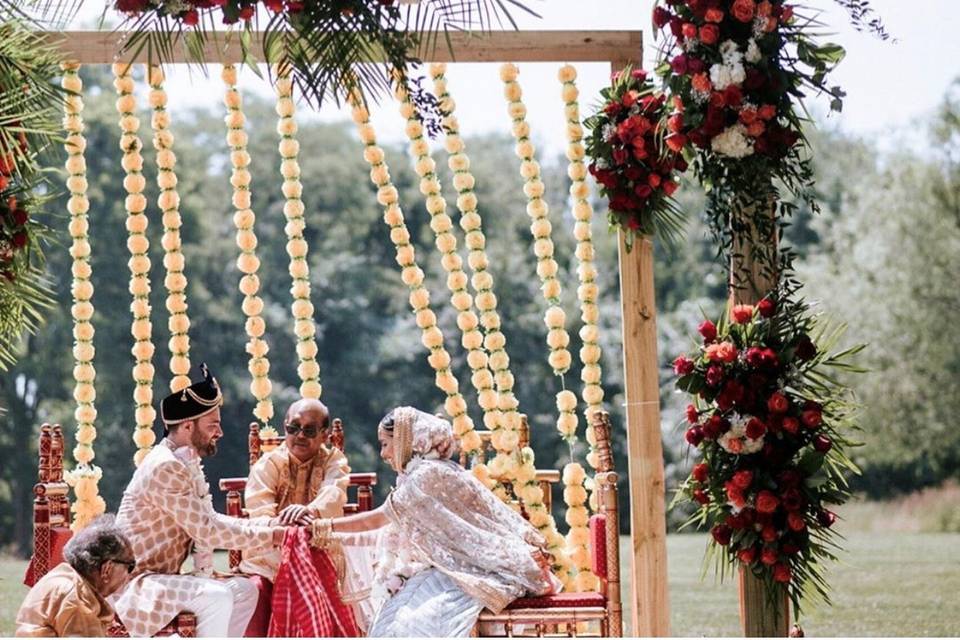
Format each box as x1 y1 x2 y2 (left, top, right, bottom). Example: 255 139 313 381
474 411 624 637
25 424 197 637
218 419 378 569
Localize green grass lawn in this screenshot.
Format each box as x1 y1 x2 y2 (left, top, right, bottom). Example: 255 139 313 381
3 532 958 636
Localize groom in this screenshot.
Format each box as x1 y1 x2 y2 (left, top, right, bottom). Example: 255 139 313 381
113 364 288 637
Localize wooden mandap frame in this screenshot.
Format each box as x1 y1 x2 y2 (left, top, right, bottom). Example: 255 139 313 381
47 28 671 637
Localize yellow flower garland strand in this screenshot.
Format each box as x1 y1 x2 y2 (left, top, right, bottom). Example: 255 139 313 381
223 65 274 428
61 63 105 530
500 64 579 445
559 65 605 471
348 92 477 445
392 83 493 457
428 64 524 488
147 66 192 393
274 71 322 402
113 63 157 467
563 461 599 591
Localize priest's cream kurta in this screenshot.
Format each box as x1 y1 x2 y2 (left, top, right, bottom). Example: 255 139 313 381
114 439 275 637
240 443 350 580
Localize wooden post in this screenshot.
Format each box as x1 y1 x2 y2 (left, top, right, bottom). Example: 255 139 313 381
617 229 671 637
731 201 789 636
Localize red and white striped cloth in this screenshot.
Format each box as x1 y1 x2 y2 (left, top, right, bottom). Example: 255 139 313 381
269 527 359 637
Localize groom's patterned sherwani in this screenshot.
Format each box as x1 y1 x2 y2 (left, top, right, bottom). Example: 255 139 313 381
113 439 275 637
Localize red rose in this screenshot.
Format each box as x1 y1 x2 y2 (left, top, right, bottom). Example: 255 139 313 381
114 0 149 11
692 462 709 482
286 1 305 13
686 404 700 424
12 232 28 248
634 184 653 199
817 509 837 528
745 418 766 440
265 0 284 11
813 434 832 453
693 489 710 504
652 6 672 29
731 0 756 23
685 427 704 446
698 320 717 342
801 409 822 429
724 85 743 108
760 547 778 566
761 524 778 542
756 490 779 514
732 470 753 490
779 469 802 488
673 355 695 376
612 147 629 165
767 392 789 414
726 486 747 509
702 415 725 439
781 5 795 22
670 54 689 75
12 208 28 226
681 22 697 39
622 90 640 109
782 417 800 435
647 173 662 188
773 563 792 583
631 69 648 81
604 101 623 117
738 547 758 564
662 179 679 196
758 104 777 121
781 542 801 555
705 341 738 363
781 487 804 511
787 512 806 532
182 9 199 25
731 304 754 324
699 24 720 45
760 348 780 369
665 133 687 152
711 524 732 546
705 7 724 22
757 298 776 318
667 113 684 133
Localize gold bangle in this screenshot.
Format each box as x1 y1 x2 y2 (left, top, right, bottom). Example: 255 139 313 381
310 518 333 549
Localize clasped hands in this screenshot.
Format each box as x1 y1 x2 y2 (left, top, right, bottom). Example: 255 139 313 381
270 505 315 546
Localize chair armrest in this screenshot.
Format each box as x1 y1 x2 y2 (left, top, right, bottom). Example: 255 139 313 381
347 473 377 511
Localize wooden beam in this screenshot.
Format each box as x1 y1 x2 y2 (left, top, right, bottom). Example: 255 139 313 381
44 30 642 65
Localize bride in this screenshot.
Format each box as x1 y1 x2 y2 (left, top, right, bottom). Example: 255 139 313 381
311 406 559 637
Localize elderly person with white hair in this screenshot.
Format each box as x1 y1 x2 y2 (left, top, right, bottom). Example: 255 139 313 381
15 514 134 637
310 406 560 637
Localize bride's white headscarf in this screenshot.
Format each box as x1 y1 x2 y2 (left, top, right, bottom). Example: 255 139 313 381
379 406 458 473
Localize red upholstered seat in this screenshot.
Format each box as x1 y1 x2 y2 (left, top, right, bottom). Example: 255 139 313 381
589 513 608 580
507 592 607 609
23 527 72 587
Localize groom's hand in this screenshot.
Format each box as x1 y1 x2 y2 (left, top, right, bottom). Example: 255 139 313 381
277 504 314 526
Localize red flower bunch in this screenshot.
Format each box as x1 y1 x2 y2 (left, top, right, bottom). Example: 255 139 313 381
0 195 32 282
653 0 813 161
584 66 686 244
673 296 859 607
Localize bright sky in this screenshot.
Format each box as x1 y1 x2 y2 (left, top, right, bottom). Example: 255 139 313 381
72 0 960 155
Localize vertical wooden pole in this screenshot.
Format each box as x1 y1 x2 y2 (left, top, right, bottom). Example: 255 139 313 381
731 202 789 636
617 232 670 637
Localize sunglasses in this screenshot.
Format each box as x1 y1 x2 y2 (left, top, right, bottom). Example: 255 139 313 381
284 424 325 438
113 559 136 574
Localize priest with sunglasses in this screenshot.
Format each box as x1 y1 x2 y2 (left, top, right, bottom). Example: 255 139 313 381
238 397 351 633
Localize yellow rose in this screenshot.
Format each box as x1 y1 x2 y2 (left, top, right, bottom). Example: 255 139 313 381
477 388 498 411
254 401 274 423
444 135 465 154
131 340 154 363
415 308 437 330
247 316 267 338
289 260 309 280
562 84 579 104
512 121 532 141
401 266 424 288
583 385 604 406
568 162 588 182
72 302 94 322
73 382 96 405
543 279 562 300
557 64 577 83
377 185 399 206
130 319 152 342
549 349 572 373
132 361 154 382
75 406 98 428
280 159 300 179
444 394 467 418
286 238 308 259
72 340 95 363
581 365 602 385
461 430 483 454
523 180 545 199
420 326 444 350
503 82 522 104
251 377 273 400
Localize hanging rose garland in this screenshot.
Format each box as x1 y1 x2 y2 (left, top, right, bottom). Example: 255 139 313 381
348 91 478 450
274 70 322 403
113 63 157 466
61 63 106 530
223 64 274 428
147 65 192 393
499 63 579 446
428 63 524 489
392 82 490 457
673 296 862 611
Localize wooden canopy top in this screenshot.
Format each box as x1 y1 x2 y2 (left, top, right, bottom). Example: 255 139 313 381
46 30 642 65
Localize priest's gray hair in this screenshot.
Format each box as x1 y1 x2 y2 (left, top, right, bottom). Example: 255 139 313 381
62 513 132 577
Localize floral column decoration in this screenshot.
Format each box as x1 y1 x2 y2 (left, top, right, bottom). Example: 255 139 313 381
61 63 105 529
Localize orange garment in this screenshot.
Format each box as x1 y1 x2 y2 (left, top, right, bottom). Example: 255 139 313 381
14 563 113 637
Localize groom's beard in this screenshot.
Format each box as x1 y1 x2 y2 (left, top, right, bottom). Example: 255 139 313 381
192 429 218 458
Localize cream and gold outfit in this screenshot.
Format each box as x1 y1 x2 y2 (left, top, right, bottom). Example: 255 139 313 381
15 563 114 637
239 442 350 581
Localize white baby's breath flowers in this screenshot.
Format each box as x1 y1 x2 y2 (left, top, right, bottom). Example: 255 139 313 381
711 123 755 158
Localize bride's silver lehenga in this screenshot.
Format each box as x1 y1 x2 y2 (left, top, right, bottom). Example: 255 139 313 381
336 409 559 637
